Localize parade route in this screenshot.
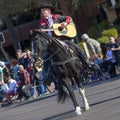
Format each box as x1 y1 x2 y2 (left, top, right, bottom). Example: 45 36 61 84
0 77 120 120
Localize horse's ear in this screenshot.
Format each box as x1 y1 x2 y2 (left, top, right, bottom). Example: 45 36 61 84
29 29 37 36
30 29 41 36
30 30 33 34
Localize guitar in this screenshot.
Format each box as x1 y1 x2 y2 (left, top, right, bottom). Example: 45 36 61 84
40 23 77 38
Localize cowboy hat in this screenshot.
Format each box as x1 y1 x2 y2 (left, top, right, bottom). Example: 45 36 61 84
37 2 55 13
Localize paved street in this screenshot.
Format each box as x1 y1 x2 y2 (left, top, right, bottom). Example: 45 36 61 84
0 77 120 120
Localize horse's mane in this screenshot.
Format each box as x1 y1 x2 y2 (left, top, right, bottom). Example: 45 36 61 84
35 31 68 52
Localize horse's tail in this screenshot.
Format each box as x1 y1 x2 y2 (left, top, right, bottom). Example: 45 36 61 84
57 85 69 103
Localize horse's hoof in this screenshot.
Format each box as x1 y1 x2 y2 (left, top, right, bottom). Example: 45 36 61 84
75 106 82 115
85 105 90 111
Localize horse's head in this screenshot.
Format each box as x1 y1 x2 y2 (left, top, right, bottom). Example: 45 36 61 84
31 31 51 59
31 30 72 62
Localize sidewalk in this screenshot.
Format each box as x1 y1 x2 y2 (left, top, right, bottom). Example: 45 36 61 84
0 90 58 109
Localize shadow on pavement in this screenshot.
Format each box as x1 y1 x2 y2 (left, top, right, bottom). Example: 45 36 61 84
43 110 76 120
90 95 120 107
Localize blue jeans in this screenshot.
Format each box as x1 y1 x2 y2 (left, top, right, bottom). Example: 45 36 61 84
39 84 46 94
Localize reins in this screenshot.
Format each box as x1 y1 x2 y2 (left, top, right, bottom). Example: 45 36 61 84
34 31 79 66
52 57 78 66
42 48 60 64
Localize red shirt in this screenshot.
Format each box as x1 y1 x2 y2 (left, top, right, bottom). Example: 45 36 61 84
39 14 72 29
19 69 31 86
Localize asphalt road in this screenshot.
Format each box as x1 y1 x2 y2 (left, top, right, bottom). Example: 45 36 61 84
0 77 120 120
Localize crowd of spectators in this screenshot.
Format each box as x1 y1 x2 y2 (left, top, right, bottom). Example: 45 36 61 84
84 35 120 82
0 49 50 107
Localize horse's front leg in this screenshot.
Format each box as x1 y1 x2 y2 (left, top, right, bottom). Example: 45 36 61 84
79 88 90 111
78 86 90 111
75 75 90 111
63 78 82 115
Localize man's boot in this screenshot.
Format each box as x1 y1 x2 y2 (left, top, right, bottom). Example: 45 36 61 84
77 52 103 76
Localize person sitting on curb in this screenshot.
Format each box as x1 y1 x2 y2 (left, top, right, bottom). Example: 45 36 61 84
2 76 17 106
17 65 32 101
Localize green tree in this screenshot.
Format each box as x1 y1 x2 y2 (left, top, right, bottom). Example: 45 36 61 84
66 0 93 15
0 0 34 50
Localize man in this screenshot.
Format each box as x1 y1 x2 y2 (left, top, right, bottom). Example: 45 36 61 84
0 65 4 84
35 2 91 68
109 36 120 66
81 33 102 56
105 36 120 77
17 65 32 101
0 61 10 77
24 50 34 83
16 49 26 68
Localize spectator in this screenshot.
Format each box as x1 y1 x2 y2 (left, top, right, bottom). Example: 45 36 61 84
3 76 17 105
35 67 48 95
0 83 5 103
94 54 103 65
16 49 26 67
109 36 120 66
17 65 32 101
105 46 115 62
109 36 120 77
101 45 116 78
10 59 19 82
81 33 102 55
0 65 5 103
0 61 10 77
24 50 34 84
91 54 103 81
0 66 4 84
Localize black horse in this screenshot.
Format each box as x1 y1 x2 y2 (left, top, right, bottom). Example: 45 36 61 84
31 31 90 115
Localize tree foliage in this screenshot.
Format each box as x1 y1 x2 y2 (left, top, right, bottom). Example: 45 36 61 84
0 0 34 19
66 0 93 11
72 0 92 9
0 0 35 51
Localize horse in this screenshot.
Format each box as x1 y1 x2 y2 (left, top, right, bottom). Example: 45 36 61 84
31 31 90 115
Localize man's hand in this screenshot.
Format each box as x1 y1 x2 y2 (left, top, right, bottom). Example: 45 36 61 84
34 29 42 32
61 22 68 29
58 22 68 31
29 30 34 35
29 29 42 35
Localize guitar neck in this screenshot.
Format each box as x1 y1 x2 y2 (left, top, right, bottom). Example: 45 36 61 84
40 23 76 38
41 28 57 32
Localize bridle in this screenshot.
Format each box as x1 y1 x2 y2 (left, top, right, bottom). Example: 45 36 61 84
52 57 78 66
33 32 79 66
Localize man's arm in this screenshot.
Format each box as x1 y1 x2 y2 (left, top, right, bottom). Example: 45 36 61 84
111 43 120 51
24 71 30 85
111 47 120 51
54 14 73 29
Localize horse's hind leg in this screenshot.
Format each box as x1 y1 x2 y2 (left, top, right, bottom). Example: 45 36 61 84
63 78 82 115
